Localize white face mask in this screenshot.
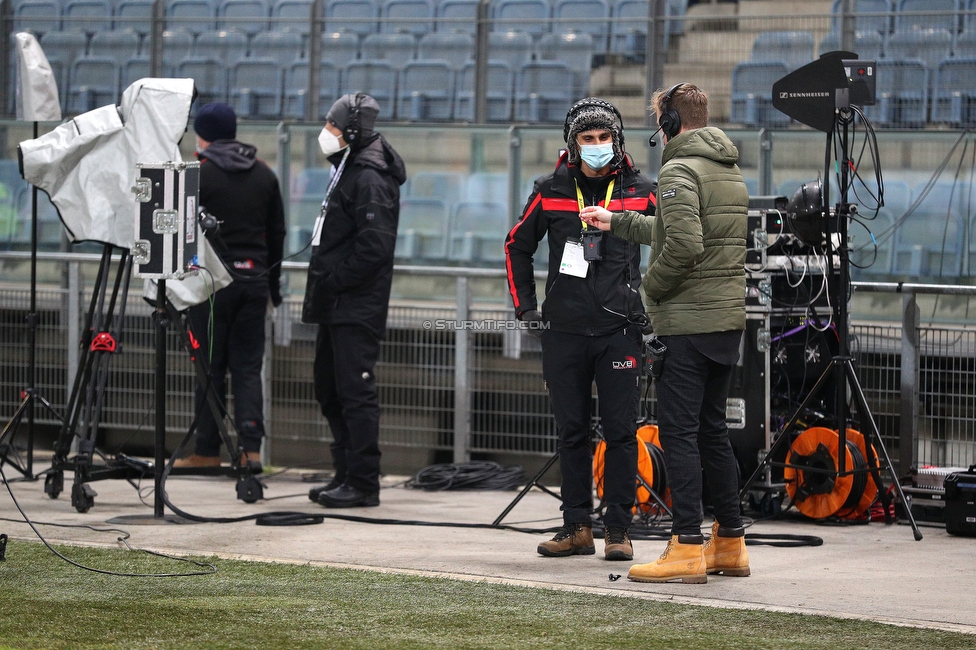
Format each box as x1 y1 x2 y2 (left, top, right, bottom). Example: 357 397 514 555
318 126 347 156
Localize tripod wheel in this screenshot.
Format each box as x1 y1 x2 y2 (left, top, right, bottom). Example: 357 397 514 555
236 476 264 503
760 492 782 518
71 483 97 513
44 471 64 499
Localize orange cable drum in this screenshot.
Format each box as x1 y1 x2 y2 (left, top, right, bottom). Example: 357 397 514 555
784 426 854 519
594 424 670 514
835 428 880 520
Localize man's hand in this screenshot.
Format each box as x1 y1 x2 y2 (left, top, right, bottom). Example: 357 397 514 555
518 309 545 339
580 205 612 231
270 286 283 308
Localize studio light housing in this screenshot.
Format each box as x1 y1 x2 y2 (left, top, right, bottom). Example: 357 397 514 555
786 179 826 250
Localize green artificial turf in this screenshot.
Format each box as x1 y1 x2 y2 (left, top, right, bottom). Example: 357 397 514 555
0 539 971 650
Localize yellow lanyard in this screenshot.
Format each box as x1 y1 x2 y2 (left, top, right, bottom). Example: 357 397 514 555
575 178 615 230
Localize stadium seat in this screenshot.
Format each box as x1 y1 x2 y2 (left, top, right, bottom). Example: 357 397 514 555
289 168 331 254
397 59 454 120
218 0 271 36
194 29 248 67
830 0 892 35
62 0 112 33
751 31 816 71
272 0 314 33
361 32 417 71
514 60 574 123
162 28 196 75
39 30 88 99
230 58 283 117
396 197 449 260
284 60 340 118
610 0 647 62
863 58 928 126
89 29 142 67
466 171 508 207
894 0 959 34
435 0 477 35
250 30 304 66
176 56 228 105
817 29 884 60
448 201 509 263
551 0 609 52
67 55 119 113
488 30 533 70
326 0 380 36
13 1 61 35
322 30 361 66
730 60 791 127
885 28 952 69
381 0 435 36
341 60 397 117
932 57 976 126
405 170 466 207
893 180 967 277
454 60 513 122
418 31 473 69
167 0 218 34
492 0 550 39
121 55 151 88
537 31 594 99
849 208 895 275
115 0 154 33
966 0 976 33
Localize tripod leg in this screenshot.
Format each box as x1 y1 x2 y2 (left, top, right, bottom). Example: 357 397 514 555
843 360 923 541
492 451 560 527
0 396 33 477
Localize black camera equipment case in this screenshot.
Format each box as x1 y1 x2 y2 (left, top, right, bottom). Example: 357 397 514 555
943 465 976 536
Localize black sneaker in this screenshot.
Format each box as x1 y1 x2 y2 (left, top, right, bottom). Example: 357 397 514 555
604 526 633 561
308 477 344 502
317 483 380 508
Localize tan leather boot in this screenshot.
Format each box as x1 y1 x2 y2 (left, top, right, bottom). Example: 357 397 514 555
173 454 221 468
537 523 595 557
627 534 707 584
704 521 750 576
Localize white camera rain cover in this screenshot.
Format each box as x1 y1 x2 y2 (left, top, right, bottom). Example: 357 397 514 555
18 77 195 249
14 31 62 122
142 234 233 311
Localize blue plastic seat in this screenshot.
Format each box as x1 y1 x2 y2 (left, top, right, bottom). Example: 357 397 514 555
491 0 550 39
230 57 283 117
89 29 142 67
514 60 574 123
817 29 884 60
115 0 154 33
62 0 112 33
610 0 647 61
895 0 959 34
932 57 976 125
397 59 454 120
284 60 340 118
886 28 952 70
250 30 304 66
361 32 417 71
537 31 593 99
326 0 379 36
218 0 271 36
322 30 361 66
966 0 976 33
448 201 509 263
272 0 313 33
177 56 228 106
13 1 61 35
417 31 473 69
39 30 88 98
289 168 332 253
67 55 119 113
863 58 928 126
849 209 896 276
552 0 609 51
341 60 397 117
488 30 533 70
121 55 151 88
730 60 791 127
455 60 513 122
162 28 195 75
466 172 508 207
397 197 449 261
435 0 477 35
381 0 434 36
892 180 967 277
830 0 892 35
751 31 816 71
167 0 217 34
405 171 466 206
194 29 249 67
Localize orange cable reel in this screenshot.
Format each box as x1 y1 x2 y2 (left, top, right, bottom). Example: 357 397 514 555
593 424 670 515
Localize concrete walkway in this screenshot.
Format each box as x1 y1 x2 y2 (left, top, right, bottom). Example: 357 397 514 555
2 467 974 636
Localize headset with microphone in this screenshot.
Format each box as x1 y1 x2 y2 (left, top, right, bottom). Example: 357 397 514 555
343 92 365 146
563 97 627 164
648 82 686 148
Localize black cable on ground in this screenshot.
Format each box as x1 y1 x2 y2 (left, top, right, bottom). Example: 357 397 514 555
404 461 526 491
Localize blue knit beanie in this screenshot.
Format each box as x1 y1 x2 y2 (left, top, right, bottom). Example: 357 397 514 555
194 102 237 142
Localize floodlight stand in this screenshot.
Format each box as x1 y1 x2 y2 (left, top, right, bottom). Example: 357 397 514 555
740 106 923 541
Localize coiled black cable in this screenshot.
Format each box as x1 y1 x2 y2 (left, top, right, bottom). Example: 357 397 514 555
404 461 525 491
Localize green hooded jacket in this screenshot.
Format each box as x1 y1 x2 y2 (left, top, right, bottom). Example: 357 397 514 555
609 126 748 335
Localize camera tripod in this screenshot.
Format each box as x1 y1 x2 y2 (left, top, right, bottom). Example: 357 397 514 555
740 104 922 541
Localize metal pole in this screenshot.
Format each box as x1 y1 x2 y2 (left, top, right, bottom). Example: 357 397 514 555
899 292 919 478
507 125 522 227
308 0 324 121
758 129 773 195
453 276 471 463
643 0 667 126
149 0 164 77
26 122 39 477
840 0 856 53
0 0 12 118
154 280 168 517
474 0 491 124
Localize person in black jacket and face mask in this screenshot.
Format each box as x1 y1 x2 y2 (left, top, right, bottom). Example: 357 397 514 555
505 98 657 561
303 93 407 508
175 102 285 470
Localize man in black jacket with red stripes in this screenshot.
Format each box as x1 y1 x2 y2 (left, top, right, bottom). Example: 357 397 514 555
505 98 656 561
176 102 285 470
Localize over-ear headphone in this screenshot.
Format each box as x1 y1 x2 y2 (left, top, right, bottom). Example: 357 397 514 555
343 92 365 145
562 97 626 152
658 83 686 141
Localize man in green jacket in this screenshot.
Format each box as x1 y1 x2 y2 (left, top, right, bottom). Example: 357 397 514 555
581 83 751 583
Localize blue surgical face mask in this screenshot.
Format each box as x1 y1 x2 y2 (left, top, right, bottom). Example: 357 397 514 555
579 143 615 170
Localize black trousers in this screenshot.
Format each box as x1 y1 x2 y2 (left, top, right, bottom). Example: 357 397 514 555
188 280 269 456
542 327 640 529
313 324 382 493
656 335 743 536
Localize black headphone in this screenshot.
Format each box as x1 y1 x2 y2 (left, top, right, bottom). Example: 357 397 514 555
343 92 365 145
562 97 626 153
658 83 686 141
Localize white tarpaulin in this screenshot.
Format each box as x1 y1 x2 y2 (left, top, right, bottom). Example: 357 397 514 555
14 32 62 123
142 234 234 311
18 78 195 249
